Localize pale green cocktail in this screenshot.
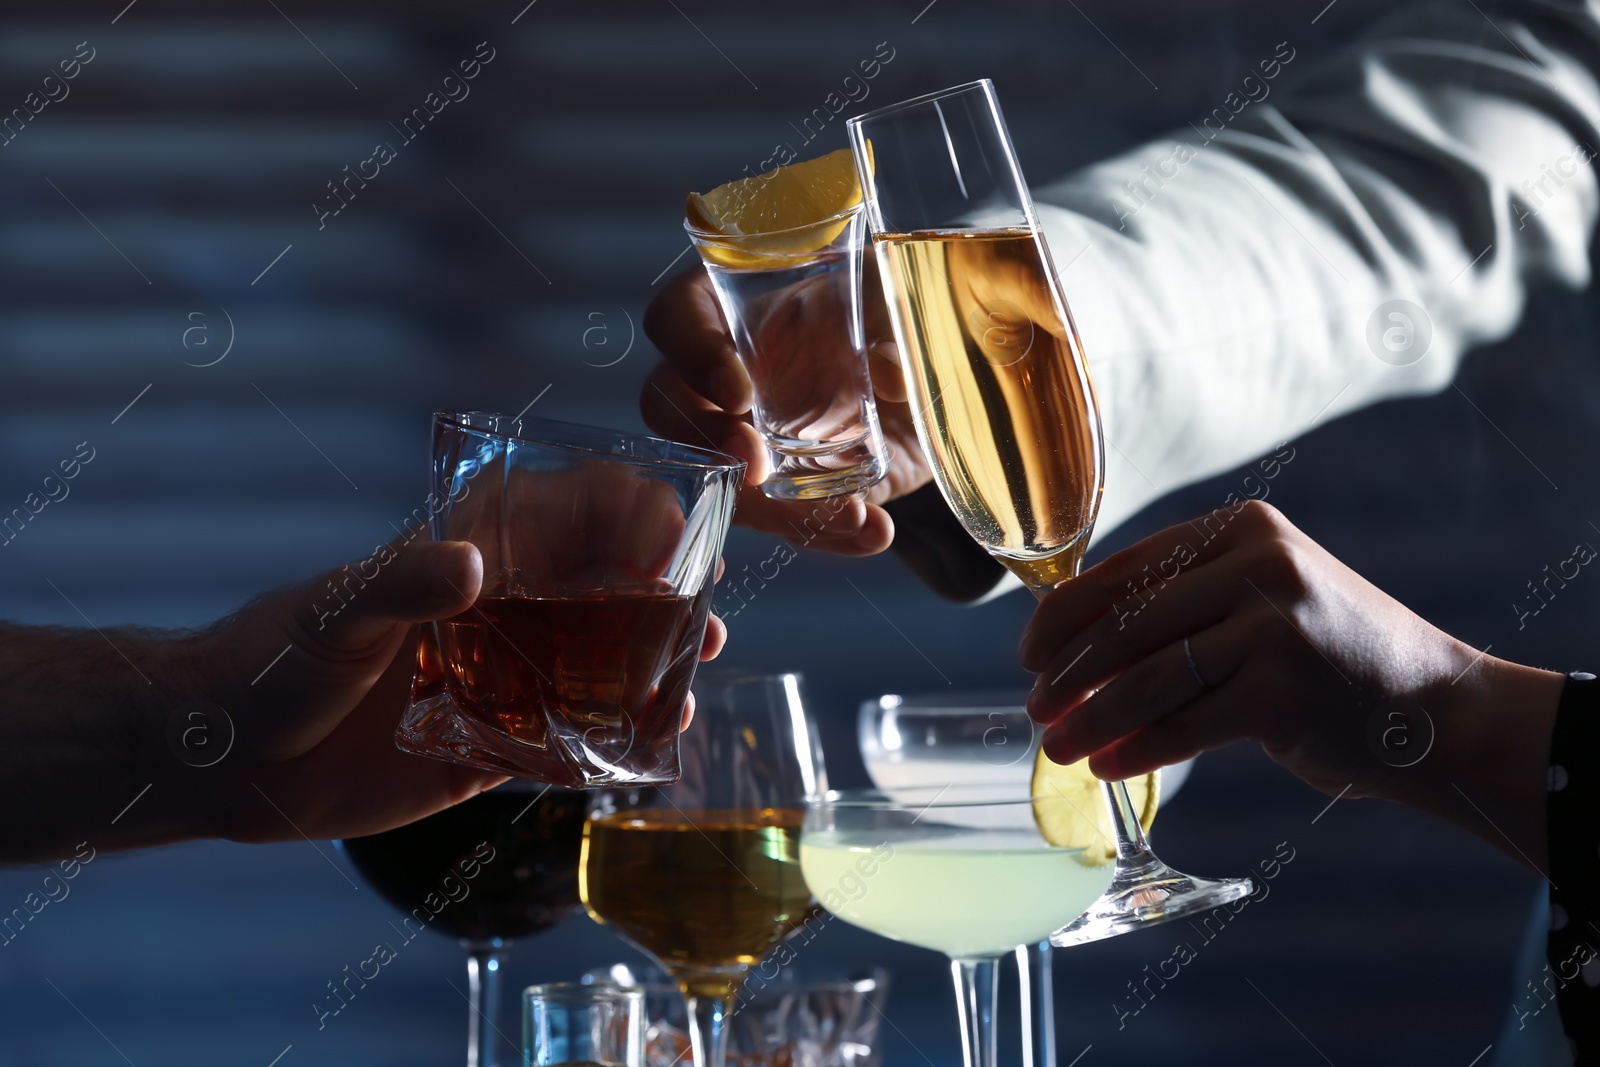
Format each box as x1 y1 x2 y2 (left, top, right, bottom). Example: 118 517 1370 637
800 828 1113 958
801 788 1116 1067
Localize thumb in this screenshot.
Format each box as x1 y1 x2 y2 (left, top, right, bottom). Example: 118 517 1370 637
200 539 483 764
292 539 483 658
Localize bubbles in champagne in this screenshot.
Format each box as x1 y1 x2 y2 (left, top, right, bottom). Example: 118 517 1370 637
875 228 1103 580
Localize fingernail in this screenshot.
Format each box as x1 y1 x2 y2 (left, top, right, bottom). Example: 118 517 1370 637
1087 750 1121 781
1043 730 1082 766
719 436 762 486
710 366 745 411
816 508 866 538
1025 688 1049 724
426 542 478 602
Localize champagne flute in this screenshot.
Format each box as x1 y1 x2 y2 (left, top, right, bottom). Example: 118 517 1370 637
579 672 825 1067
338 779 590 1067
846 79 1252 949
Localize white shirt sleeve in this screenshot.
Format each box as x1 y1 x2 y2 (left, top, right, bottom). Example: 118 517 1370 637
1031 0 1600 545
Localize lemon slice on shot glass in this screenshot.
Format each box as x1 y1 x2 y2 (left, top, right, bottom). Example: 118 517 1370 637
686 147 864 268
1031 747 1161 867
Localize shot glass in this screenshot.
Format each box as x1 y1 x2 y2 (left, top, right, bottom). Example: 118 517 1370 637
686 204 890 501
581 964 889 1067
395 411 743 788
524 983 645 1067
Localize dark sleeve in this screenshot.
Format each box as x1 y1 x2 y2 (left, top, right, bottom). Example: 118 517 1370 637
881 483 1008 603
1547 671 1600 1061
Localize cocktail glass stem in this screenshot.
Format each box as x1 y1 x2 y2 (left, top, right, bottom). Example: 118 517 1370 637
1016 941 1055 1067
950 957 1000 1067
1028 577 1161 868
1026 578 1154 870
1027 581 1254 945
1106 779 1153 858
464 939 508 1067
684 992 731 1067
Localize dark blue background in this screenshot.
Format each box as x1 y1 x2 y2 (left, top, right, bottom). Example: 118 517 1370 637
1 1 1594 1063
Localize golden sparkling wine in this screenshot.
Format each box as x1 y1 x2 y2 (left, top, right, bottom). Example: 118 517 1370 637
580 809 812 999
875 228 1103 592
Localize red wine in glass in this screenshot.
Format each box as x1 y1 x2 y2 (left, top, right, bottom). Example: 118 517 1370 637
338 784 588 1067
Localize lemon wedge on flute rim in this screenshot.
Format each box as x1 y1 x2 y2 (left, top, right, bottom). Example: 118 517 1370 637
685 147 866 269
1031 746 1161 867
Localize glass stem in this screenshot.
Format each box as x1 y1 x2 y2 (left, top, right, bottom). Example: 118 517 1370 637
1016 941 1056 1067
464 939 509 1067
685 994 731 1067
1104 779 1156 860
1030 580 1156 866
950 957 1000 1067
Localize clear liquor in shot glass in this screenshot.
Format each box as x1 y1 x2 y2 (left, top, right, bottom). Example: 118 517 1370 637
686 204 890 501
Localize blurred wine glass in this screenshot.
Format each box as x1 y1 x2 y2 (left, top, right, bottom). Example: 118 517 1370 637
858 691 1192 801
338 779 589 1067
581 672 825 1067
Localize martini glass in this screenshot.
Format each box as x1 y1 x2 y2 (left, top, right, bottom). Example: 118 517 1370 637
801 787 1112 1067
856 692 1198 1065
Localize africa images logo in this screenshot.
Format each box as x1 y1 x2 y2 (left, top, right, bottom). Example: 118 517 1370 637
1365 299 1432 367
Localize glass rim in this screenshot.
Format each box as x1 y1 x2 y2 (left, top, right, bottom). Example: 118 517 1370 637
575 975 884 995
682 201 862 241
484 778 585 796
693 667 804 686
523 981 644 1002
866 688 1030 712
809 786 1056 810
434 410 744 474
845 77 995 129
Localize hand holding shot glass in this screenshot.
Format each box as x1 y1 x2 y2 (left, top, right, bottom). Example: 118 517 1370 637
685 149 891 501
396 412 743 788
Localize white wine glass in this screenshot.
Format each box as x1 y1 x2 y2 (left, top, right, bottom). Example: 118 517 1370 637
846 79 1252 948
579 671 826 1067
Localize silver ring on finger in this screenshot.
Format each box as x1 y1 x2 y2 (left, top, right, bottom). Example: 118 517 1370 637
1183 635 1210 691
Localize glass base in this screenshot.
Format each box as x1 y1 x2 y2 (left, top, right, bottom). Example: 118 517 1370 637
1048 849 1254 947
761 451 888 502
395 687 683 788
